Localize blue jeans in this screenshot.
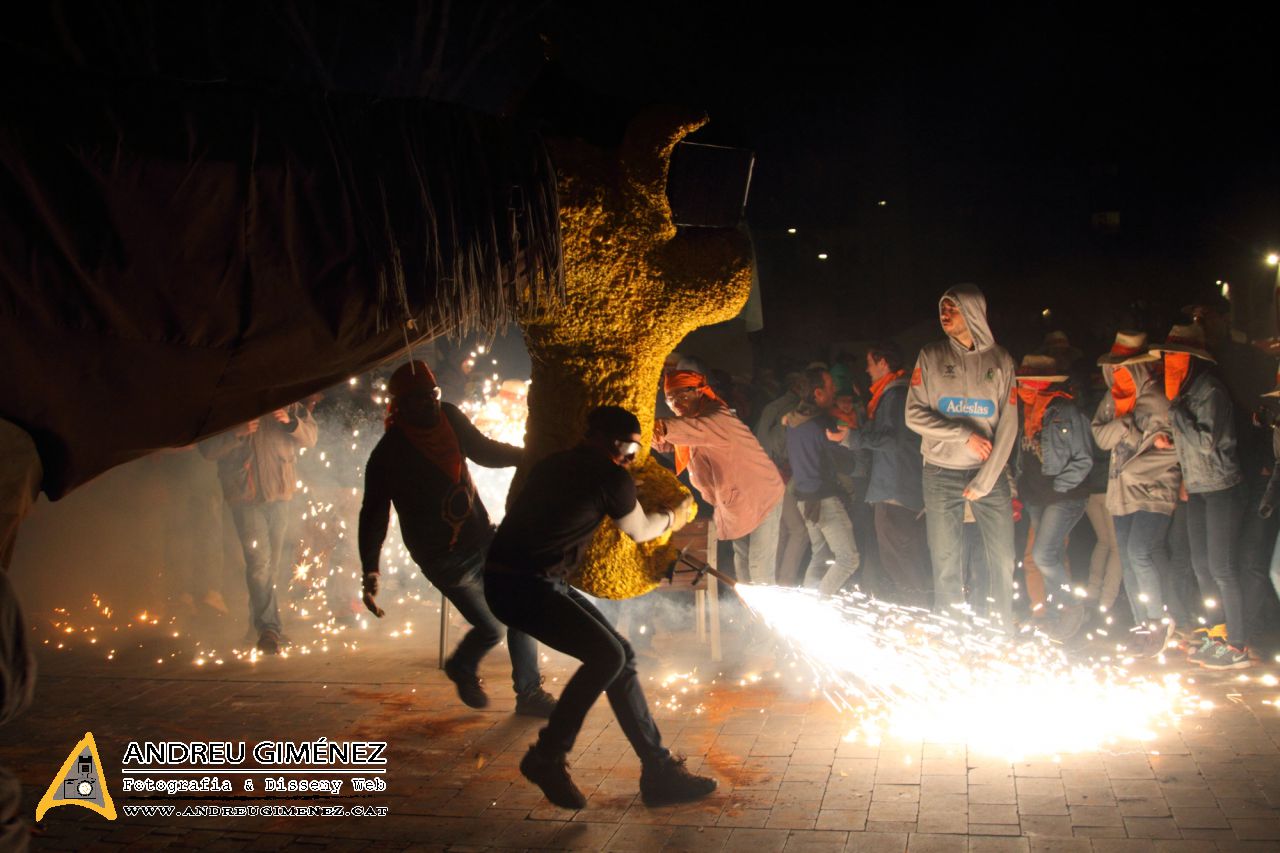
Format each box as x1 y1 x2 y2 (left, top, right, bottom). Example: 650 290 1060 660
730 500 783 585
1027 499 1088 604
1161 501 1195 628
1186 484 1246 647
1112 511 1170 625
484 572 669 765
428 549 540 695
231 501 291 634
922 465 1016 629
798 495 860 595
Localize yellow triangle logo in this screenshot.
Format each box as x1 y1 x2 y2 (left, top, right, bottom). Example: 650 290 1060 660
35 732 116 822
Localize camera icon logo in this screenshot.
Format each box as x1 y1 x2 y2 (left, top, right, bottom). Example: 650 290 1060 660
63 777 95 799
37 732 117 821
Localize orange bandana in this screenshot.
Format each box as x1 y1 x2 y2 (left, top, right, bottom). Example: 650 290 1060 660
1164 353 1191 400
1017 383 1072 440
1111 367 1137 416
663 370 723 475
867 369 906 421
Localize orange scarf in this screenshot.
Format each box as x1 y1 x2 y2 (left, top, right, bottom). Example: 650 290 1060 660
1111 367 1137 416
664 370 723 475
1164 353 1191 400
386 407 464 483
867 369 906 421
1017 382 1072 440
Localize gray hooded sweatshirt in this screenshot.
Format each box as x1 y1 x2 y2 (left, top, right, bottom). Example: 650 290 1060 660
1091 362 1181 516
905 284 1018 498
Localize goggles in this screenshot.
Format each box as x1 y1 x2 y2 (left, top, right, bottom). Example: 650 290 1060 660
613 439 641 462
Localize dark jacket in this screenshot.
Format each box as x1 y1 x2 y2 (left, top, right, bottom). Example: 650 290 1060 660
783 407 841 500
1169 370 1243 494
840 379 923 510
358 403 521 578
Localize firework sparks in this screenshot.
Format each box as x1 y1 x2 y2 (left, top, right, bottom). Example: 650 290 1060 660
37 343 533 669
735 585 1201 759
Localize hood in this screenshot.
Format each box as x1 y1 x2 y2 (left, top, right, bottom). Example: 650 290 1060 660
940 283 995 353
782 407 817 429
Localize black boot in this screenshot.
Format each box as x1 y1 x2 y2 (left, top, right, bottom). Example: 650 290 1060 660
443 657 488 708
519 745 586 809
639 755 717 806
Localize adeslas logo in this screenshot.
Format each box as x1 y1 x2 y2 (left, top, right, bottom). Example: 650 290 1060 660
939 397 996 418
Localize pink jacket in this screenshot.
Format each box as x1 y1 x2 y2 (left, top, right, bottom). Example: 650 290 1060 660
654 408 784 540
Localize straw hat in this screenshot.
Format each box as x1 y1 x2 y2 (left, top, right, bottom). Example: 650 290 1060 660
1096 330 1159 366
1148 324 1216 363
1014 353 1068 383
1040 330 1083 362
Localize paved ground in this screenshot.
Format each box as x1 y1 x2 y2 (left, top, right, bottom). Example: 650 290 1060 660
5 601 1280 853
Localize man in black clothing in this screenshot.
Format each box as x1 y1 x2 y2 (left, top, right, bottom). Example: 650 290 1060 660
359 360 555 717
484 405 716 810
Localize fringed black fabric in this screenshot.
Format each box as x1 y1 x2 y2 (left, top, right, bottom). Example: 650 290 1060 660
0 80 561 497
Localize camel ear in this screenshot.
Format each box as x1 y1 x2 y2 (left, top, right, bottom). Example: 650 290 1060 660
619 106 708 237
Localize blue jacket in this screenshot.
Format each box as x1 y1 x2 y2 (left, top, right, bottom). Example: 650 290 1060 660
841 379 923 511
1016 396 1093 504
783 408 841 499
1169 370 1242 494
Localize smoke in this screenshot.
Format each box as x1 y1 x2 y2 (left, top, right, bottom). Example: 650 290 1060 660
5 334 532 659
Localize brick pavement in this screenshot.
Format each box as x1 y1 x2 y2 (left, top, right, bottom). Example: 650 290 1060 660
4 613 1280 852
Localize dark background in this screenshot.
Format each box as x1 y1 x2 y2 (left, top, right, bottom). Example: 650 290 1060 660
544 3 1280 360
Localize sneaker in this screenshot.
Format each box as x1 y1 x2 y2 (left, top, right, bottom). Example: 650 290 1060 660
519 745 586 809
1200 643 1253 670
1048 604 1087 642
1142 630 1168 659
515 685 558 718
256 629 282 655
444 657 489 709
639 755 717 806
1187 636 1219 665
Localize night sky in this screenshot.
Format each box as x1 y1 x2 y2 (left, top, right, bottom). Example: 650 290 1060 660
546 4 1280 357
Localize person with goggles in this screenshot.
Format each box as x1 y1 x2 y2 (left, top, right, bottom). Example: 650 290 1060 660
484 405 714 811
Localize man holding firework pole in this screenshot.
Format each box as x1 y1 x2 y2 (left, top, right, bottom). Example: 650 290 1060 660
483 405 717 810
359 360 557 716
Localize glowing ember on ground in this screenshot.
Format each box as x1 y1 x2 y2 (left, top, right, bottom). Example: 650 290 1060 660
648 670 708 715
736 585 1203 759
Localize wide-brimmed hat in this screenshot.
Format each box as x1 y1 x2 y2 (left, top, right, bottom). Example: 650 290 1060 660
1148 324 1216 363
1039 330 1083 362
1096 330 1159 366
1014 354 1068 383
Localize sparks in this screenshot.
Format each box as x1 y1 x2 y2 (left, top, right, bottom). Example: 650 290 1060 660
736 585 1197 759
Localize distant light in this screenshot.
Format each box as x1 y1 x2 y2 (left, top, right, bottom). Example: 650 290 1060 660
1268 253 1279 267
877 200 887 207
1216 279 1223 285
787 227 797 234
1221 282 1231 299
1041 308 1051 318
817 253 829 260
